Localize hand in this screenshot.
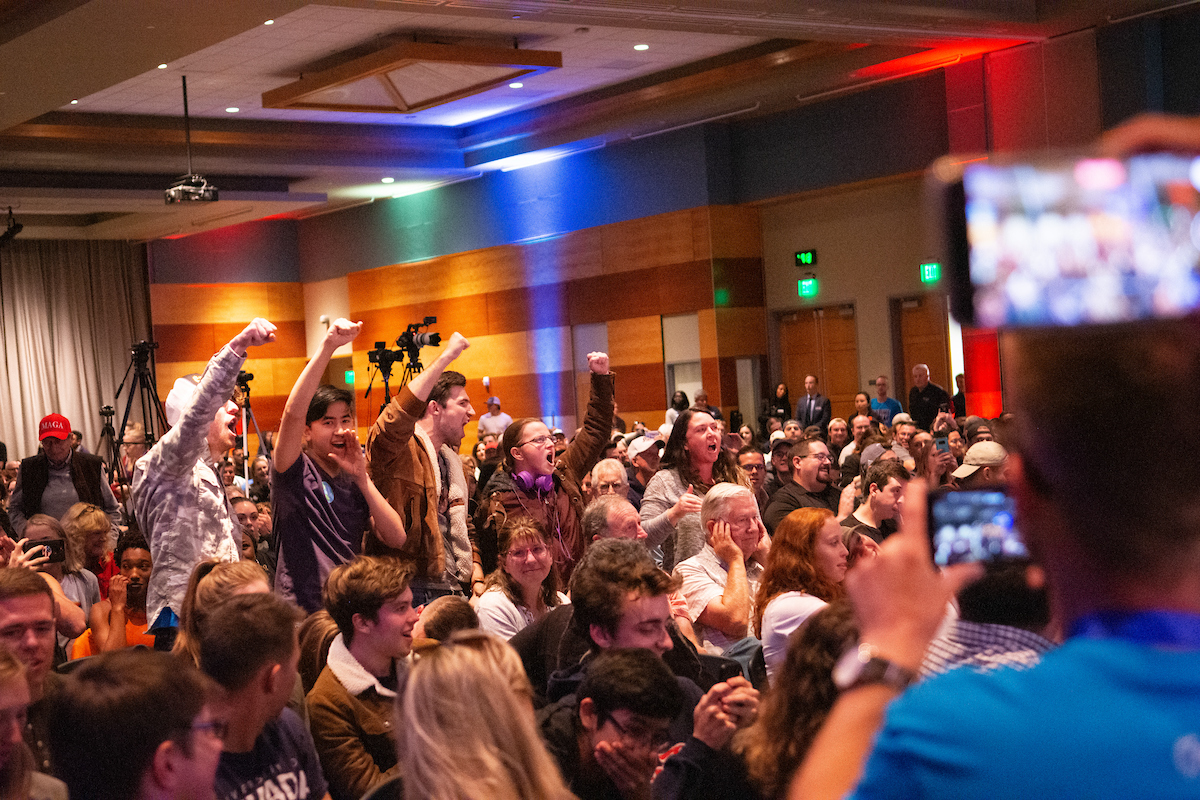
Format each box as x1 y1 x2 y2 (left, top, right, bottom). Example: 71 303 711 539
670 485 703 523
752 517 771 561
6 539 48 571
693 682 738 750
594 739 655 800
0 536 15 566
325 318 362 349
108 573 129 612
325 428 367 485
587 351 610 375
231 318 277 354
932 412 957 432
838 481 859 519
844 481 983 671
719 675 760 729
1099 112 1200 157
444 332 470 360
708 520 742 564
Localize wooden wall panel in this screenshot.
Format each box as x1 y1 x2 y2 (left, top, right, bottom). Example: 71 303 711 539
521 228 604 287
714 307 768 358
712 257 765 308
150 283 305 325
708 205 763 259
616 363 669 412
607 316 664 368
487 282 571 335
601 210 699 273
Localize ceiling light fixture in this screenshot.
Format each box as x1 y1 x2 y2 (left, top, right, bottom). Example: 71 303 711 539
634 44 649 51
381 177 395 183
509 82 523 88
264 19 274 25
165 75 218 203
225 107 239 113
157 63 168 69
0 208 23 248
70 99 78 104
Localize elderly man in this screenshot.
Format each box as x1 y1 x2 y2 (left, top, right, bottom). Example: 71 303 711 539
9 413 121 535
627 434 663 500
673 484 767 673
589 457 631 504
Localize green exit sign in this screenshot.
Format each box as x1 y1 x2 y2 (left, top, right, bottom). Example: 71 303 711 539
795 250 817 267
344 370 355 384
799 277 819 298
920 262 941 283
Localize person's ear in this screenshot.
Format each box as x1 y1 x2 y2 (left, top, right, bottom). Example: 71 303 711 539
351 612 373 639
578 697 599 733
149 738 183 792
589 623 614 650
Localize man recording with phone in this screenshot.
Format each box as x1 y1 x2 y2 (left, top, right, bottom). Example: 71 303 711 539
790 117 1200 800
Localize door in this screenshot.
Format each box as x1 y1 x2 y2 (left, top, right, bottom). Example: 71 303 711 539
778 305 860 423
892 293 952 402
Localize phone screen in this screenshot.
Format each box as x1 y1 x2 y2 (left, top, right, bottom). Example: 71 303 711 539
23 539 66 564
934 433 950 454
959 153 1200 328
928 488 1027 567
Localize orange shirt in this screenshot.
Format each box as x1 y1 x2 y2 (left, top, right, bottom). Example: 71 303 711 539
71 616 155 659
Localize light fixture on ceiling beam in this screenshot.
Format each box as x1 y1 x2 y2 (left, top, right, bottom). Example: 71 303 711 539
0 207 22 248
165 76 218 203
262 40 561 114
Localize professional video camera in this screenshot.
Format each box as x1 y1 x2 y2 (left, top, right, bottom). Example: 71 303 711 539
395 316 441 364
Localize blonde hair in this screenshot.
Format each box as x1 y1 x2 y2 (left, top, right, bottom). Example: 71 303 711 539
396 631 572 800
173 559 269 665
61 502 111 568
0 647 33 799
24 514 82 574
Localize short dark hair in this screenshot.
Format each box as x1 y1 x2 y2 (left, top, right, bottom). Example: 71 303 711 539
306 385 354 425
114 528 150 564
426 370 467 412
578 648 684 722
49 649 209 800
0 567 52 607
956 560 1050 631
230 496 258 511
417 596 479 641
788 437 823 464
323 556 414 646
197 593 300 691
862 460 910 496
569 539 674 648
736 444 764 460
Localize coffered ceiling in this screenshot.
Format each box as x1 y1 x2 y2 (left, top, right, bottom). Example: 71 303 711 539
0 0 1185 241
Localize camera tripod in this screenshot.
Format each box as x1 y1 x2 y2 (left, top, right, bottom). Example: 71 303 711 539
365 351 425 417
237 371 272 482
98 340 169 522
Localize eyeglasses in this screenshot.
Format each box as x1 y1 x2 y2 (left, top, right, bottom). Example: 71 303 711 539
518 434 554 448
604 713 671 751
190 719 228 741
740 462 765 472
595 481 626 494
803 453 832 463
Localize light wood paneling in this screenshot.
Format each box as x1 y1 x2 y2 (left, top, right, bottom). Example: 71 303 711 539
521 228 605 287
698 308 719 360
715 307 768 358
709 205 763 259
601 210 698 273
150 283 304 324
607 315 664 368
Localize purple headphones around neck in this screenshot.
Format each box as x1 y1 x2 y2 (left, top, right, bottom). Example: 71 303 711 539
512 470 554 494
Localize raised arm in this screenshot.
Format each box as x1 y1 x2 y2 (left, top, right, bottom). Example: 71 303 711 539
560 352 615 484
275 318 362 474
405 333 470 404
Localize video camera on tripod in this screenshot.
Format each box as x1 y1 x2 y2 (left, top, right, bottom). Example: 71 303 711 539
366 316 442 415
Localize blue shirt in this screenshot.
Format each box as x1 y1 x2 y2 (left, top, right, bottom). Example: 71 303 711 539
852 635 1200 799
870 397 903 426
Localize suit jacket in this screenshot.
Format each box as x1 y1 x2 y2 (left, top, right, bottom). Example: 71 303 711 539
795 393 832 434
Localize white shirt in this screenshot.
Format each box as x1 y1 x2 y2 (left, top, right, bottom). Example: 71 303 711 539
673 544 764 656
760 590 828 686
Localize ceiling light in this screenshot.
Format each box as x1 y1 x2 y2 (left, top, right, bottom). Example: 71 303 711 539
509 82 523 88
381 177 395 183
512 14 521 19
158 63 168 69
225 107 239 113
264 19 274 25
634 44 649 51
70 99 78 104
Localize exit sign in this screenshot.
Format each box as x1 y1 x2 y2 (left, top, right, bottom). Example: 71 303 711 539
920 262 941 283
799 276 819 297
344 370 355 384
795 250 817 267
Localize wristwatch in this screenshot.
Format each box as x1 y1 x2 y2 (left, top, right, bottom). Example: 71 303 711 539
833 642 917 692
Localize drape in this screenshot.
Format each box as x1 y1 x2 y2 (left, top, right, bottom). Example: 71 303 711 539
0 239 151 461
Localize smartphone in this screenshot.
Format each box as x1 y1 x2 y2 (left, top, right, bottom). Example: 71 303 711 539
927 487 1027 567
23 539 66 564
930 151 1200 328
933 432 950 454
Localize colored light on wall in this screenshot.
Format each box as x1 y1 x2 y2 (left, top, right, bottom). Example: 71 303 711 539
920 262 941 283
795 250 817 266
799 277 819 297
344 370 354 384
714 287 730 306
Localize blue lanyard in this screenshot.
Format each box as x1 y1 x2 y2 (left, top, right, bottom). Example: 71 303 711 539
1069 610 1200 649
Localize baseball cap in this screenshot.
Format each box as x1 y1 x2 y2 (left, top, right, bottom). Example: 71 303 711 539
951 441 1008 479
164 374 203 427
627 434 664 461
487 396 501 406
890 412 914 427
39 414 71 441
860 442 890 467
769 430 787 445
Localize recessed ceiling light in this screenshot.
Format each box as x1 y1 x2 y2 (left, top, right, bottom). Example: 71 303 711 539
634 44 649 51
70 99 78 105
512 14 521 19
264 19 274 25
157 63 168 69
509 82 523 89
381 177 395 184
225 107 239 113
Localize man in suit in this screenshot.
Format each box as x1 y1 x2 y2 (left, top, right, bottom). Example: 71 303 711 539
795 375 832 438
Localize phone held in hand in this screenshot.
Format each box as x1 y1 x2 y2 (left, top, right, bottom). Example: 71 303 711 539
927 486 1027 567
22 538 66 564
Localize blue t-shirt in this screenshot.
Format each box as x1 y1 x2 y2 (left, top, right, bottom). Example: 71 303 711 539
216 709 328 800
870 397 903 426
272 453 370 613
851 636 1200 799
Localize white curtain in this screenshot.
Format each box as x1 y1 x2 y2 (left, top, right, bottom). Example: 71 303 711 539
0 239 150 462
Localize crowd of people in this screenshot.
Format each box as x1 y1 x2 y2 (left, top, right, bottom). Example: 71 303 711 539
0 112 1194 800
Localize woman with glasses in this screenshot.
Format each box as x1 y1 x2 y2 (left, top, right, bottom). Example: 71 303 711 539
475 517 567 640
474 352 614 588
